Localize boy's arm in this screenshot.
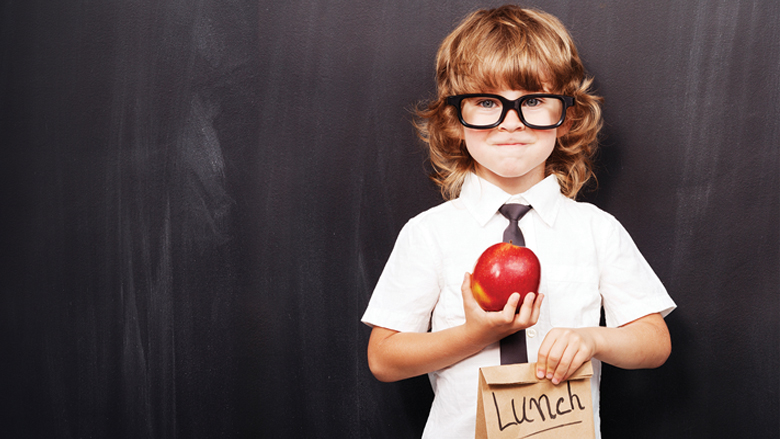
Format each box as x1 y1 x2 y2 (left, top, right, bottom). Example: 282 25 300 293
535 313 671 385
367 273 544 382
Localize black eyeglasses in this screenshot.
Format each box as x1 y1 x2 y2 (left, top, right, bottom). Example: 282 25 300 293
446 93 575 130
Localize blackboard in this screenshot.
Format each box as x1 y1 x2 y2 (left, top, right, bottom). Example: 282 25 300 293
1 1 778 438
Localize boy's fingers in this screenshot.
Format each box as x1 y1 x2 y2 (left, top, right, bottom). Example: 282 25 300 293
516 292 543 327
502 292 521 318
551 344 577 384
537 330 564 380
514 292 535 323
553 345 592 385
536 352 548 379
530 293 544 322
536 336 553 379
568 351 592 381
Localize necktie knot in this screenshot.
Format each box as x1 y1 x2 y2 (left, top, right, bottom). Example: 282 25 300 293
499 203 531 222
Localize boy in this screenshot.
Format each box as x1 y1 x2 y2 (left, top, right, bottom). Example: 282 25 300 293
361 6 676 438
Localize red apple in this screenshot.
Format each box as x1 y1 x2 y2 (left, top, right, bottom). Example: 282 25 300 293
471 242 541 312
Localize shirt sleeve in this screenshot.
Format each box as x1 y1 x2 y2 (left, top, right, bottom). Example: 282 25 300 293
361 218 442 333
598 215 677 328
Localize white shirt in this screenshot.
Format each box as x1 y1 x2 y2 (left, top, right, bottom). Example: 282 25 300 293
362 173 676 439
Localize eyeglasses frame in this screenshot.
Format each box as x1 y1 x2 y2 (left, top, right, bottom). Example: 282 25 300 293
446 93 575 130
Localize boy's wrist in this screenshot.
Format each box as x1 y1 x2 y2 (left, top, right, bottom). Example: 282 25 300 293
458 319 496 355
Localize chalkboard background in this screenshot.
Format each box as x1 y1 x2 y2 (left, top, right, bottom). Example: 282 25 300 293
1 1 778 438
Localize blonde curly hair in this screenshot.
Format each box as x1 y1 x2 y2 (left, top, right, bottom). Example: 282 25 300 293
415 6 603 200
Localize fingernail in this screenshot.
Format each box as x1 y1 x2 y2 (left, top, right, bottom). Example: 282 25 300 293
546 372 554 380
536 370 545 379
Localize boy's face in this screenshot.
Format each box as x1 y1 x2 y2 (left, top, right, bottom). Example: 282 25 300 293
461 89 565 195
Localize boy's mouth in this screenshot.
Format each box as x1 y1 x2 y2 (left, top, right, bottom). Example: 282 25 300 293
493 140 531 147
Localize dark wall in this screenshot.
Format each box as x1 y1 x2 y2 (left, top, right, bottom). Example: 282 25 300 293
1 1 778 438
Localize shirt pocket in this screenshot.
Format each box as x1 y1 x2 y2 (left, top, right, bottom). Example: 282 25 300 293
542 264 601 328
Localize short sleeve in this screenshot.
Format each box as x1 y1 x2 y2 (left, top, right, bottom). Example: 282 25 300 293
598 216 677 328
361 219 442 333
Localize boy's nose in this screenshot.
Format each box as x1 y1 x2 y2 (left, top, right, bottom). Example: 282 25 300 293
499 108 526 131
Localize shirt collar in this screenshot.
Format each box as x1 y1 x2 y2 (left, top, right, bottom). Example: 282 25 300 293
459 172 563 228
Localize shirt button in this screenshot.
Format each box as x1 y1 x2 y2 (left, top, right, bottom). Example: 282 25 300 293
527 328 537 338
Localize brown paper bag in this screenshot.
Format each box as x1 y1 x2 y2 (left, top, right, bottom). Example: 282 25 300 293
475 361 595 439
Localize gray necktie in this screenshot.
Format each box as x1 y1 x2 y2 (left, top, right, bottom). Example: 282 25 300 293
498 203 531 364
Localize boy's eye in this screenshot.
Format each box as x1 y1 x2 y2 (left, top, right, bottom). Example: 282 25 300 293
475 98 501 109
523 97 542 108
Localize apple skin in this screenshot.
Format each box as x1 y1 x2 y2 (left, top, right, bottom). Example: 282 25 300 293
471 242 541 312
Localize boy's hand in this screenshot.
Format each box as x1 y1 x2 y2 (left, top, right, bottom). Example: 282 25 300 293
536 314 671 385
536 327 598 385
460 272 543 348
